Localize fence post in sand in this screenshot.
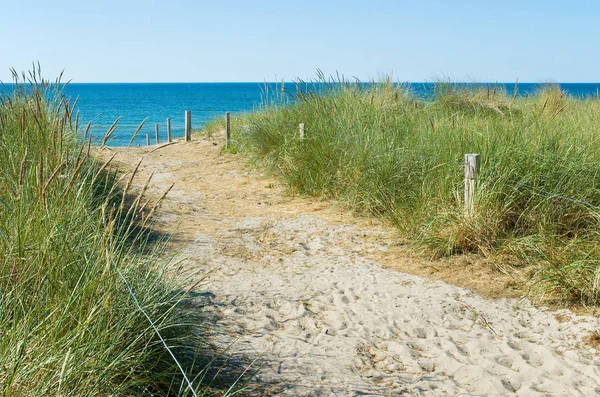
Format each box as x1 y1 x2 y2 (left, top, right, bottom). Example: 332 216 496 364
299 123 305 141
167 118 172 143
185 110 192 142
155 124 160 144
146 132 150 146
464 153 480 216
226 112 231 149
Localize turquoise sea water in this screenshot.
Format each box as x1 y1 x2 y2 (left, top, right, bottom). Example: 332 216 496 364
58 82 600 147
62 83 270 147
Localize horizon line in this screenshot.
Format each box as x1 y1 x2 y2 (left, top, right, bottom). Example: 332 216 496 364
54 81 600 85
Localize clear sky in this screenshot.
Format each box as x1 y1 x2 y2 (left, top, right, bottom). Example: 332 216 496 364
1 0 598 83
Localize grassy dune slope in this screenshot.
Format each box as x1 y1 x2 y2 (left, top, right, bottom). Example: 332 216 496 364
220 79 600 306
0 71 235 396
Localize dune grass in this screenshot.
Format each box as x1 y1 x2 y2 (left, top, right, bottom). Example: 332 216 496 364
218 78 600 306
0 69 248 395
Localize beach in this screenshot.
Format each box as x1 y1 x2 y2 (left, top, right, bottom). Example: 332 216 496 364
100 133 600 396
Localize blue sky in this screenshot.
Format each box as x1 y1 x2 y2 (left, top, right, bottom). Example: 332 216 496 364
1 0 598 82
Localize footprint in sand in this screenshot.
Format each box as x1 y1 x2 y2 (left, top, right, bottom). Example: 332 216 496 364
107 142 600 396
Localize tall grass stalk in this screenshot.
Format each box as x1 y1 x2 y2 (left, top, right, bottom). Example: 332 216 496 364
227 77 600 306
0 69 245 395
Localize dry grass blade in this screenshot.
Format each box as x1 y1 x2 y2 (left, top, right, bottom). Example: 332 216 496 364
129 171 154 212
128 117 147 147
18 150 27 186
91 152 117 185
82 122 92 141
41 160 67 202
62 146 89 199
148 141 178 153
102 176 128 220
143 183 174 224
119 158 143 212
100 116 122 148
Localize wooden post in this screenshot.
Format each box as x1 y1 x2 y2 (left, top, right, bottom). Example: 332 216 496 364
225 112 231 148
299 123 305 141
146 132 150 146
185 110 192 142
464 153 480 215
167 118 172 143
155 124 160 144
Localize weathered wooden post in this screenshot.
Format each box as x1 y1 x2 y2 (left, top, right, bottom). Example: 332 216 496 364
299 123 305 141
225 112 231 149
155 124 160 144
146 132 150 146
464 153 480 215
167 118 172 143
185 111 192 142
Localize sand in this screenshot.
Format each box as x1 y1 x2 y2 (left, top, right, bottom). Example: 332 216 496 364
102 136 600 396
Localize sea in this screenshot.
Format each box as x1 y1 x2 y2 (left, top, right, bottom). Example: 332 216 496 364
44 82 600 147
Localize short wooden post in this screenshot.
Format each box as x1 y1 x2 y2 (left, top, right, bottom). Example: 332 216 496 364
225 112 231 148
184 110 192 142
299 123 305 141
155 124 160 144
146 132 150 146
464 153 480 215
166 118 172 143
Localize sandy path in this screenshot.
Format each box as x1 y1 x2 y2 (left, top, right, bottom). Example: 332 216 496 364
104 137 600 396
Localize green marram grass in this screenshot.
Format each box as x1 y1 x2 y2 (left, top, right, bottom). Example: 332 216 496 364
0 69 249 396
221 78 600 306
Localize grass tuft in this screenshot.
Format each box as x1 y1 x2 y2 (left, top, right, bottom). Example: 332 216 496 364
0 68 248 396
228 76 600 306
